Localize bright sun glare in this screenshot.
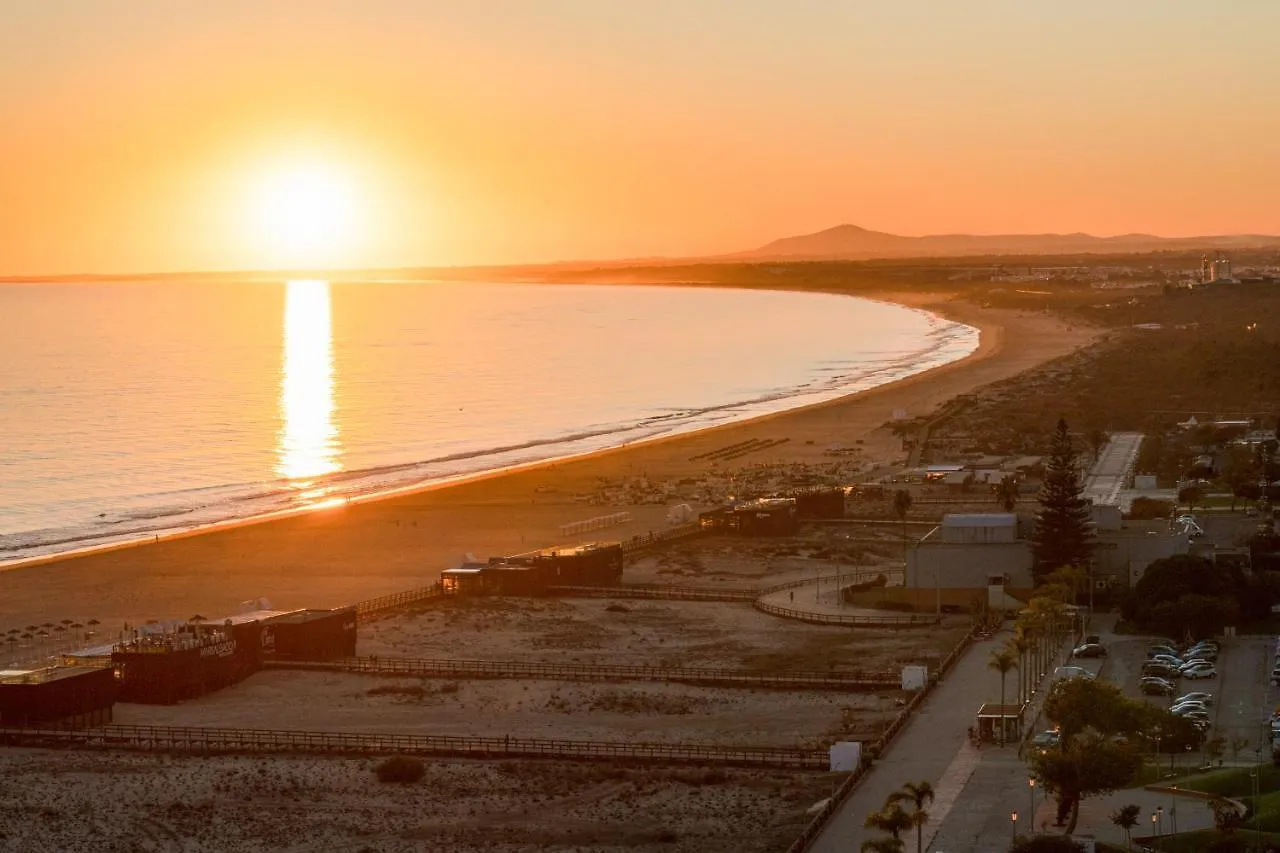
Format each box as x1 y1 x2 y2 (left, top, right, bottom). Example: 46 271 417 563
252 163 357 266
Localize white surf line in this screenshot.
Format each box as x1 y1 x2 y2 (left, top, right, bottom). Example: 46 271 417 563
917 740 982 853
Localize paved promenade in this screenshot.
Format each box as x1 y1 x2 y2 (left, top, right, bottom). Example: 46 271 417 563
809 630 1013 852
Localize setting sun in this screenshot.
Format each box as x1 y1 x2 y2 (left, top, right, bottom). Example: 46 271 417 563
250 163 360 268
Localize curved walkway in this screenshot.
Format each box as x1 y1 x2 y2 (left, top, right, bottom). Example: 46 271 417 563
754 575 936 628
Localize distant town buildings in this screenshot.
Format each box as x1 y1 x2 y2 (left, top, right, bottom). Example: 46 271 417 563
1201 253 1234 284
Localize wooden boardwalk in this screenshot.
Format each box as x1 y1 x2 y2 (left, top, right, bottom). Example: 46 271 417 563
263 655 900 691
547 583 757 602
753 597 939 628
0 724 828 769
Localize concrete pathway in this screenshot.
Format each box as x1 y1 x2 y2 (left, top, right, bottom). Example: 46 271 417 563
755 572 920 622
809 631 1019 853
1083 432 1144 506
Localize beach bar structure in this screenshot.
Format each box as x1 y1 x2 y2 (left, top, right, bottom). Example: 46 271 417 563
791 488 846 520
699 498 799 536
109 606 361 704
0 665 118 728
263 607 357 661
112 618 266 705
441 542 624 596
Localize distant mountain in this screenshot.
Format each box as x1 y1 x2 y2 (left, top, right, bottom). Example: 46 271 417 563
739 224 1280 260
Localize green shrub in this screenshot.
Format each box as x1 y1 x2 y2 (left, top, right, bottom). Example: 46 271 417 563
375 755 425 784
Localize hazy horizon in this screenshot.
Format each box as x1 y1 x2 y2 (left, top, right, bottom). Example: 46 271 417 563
5 1 1280 276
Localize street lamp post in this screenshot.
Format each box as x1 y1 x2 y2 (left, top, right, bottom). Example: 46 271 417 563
1029 778 1036 826
1251 769 1261 853
1152 813 1160 852
1011 811 1018 845
1157 806 1164 851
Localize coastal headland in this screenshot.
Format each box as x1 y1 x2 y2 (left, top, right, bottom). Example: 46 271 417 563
0 288 1098 629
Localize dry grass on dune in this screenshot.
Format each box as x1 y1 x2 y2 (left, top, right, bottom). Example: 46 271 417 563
0 750 834 853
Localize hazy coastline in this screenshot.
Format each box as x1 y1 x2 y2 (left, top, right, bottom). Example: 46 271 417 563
0 284 1099 630
0 283 974 566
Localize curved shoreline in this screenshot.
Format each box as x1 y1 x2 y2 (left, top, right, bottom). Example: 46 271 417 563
0 288 1097 628
1 289 977 571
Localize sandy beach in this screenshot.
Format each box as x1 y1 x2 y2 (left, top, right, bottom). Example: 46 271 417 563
0 291 1098 631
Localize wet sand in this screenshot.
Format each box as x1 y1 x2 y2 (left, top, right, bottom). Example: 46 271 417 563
0 292 1098 631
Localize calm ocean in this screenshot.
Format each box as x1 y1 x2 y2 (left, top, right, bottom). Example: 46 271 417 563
0 280 978 563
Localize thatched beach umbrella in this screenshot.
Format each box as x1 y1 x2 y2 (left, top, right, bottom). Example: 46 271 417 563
87 619 100 627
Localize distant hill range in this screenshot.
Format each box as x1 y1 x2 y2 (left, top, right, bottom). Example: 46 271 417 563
736 224 1280 261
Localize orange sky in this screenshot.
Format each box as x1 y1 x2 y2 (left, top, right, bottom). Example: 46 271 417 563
3 1 1280 275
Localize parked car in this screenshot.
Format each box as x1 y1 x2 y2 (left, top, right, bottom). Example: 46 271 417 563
1148 645 1181 658
1141 678 1176 696
1183 664 1218 680
1143 664 1180 680
1072 643 1107 658
1170 701 1210 714
1179 659 1214 673
1176 692 1214 706
1151 654 1186 667
1032 730 1061 748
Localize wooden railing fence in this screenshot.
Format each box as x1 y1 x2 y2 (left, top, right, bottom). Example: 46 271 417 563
0 724 827 769
264 655 900 691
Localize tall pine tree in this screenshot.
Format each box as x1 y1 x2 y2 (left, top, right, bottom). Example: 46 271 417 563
1031 418 1095 582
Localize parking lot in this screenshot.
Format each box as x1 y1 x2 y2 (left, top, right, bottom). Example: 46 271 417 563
1082 619 1275 764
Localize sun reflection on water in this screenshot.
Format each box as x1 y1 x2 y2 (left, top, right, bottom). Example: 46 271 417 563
277 280 341 485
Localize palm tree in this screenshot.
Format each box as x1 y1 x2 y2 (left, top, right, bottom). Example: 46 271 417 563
1007 633 1030 706
864 802 913 842
995 475 1020 512
860 838 905 853
988 648 1018 746
888 781 935 853
892 489 914 561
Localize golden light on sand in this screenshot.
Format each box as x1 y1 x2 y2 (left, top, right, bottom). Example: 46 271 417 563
277 279 341 483
252 163 359 267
